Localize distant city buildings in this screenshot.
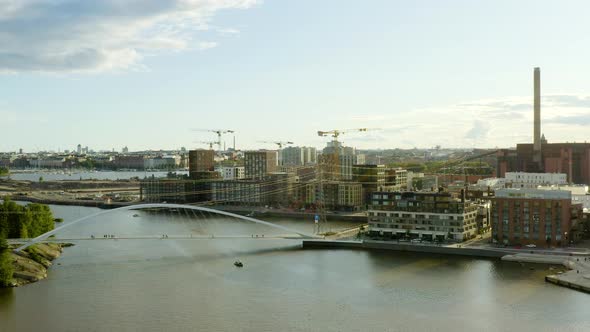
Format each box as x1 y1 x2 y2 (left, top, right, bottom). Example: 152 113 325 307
188 149 215 179
143 156 180 170
280 146 317 166
244 150 278 180
505 172 567 188
215 166 245 180
113 155 145 169
294 182 363 211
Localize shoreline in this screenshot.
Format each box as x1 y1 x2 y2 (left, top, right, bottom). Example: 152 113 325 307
4 243 72 288
9 194 133 209
302 239 590 294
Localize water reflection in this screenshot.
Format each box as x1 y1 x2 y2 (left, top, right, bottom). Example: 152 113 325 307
1 205 589 331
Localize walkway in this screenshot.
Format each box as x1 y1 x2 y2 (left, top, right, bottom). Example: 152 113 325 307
8 234 305 244
13 203 322 252
545 257 590 293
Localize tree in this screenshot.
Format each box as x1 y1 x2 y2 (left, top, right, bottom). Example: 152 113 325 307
0 199 54 239
0 237 13 287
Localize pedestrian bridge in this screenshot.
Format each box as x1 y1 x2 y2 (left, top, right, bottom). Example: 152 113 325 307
13 203 323 252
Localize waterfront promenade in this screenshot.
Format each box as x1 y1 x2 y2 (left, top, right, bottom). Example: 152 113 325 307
545 257 590 293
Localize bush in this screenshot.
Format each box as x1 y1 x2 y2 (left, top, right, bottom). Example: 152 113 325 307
0 198 55 239
0 237 14 287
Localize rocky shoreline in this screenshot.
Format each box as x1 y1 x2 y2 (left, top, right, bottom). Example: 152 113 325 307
5 243 72 287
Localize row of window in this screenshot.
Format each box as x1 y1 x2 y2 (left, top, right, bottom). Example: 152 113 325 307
369 222 473 233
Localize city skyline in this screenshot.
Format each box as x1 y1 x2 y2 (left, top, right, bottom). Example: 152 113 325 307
2 1 590 151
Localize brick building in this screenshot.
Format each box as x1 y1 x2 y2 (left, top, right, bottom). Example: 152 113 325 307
492 188 583 247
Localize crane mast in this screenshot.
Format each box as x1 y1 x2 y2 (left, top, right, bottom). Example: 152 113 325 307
192 129 235 151
314 127 373 234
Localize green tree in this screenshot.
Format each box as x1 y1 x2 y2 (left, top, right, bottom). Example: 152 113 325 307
0 199 54 239
78 159 95 169
0 237 13 287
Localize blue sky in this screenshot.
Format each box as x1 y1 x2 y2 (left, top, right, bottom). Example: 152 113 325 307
1 0 590 152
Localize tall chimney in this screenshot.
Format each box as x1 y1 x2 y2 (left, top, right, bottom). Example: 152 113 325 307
533 67 541 152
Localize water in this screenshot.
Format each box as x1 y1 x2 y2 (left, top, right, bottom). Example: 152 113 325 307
1 205 589 332
1 170 188 181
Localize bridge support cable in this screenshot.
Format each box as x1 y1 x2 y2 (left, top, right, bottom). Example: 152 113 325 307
13 203 321 253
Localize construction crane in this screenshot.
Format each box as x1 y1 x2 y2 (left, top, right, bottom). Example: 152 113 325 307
196 141 217 150
314 128 375 234
316 128 376 176
317 128 369 140
192 129 235 151
258 141 294 149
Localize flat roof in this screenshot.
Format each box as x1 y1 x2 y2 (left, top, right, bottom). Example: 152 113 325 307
495 188 571 199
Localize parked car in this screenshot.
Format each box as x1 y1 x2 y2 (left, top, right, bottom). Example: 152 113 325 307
411 238 422 243
525 244 537 248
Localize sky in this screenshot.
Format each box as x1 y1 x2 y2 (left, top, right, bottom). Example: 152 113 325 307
1 0 590 153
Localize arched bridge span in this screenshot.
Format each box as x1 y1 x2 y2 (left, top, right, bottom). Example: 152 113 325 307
14 203 321 252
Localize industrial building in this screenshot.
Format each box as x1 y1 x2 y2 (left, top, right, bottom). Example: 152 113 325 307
496 67 590 185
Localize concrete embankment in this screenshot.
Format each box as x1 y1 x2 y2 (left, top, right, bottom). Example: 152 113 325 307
5 243 70 287
501 253 572 265
542 257 590 294
10 195 132 209
302 240 508 258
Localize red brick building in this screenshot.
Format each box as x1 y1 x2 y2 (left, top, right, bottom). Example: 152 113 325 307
497 143 590 185
492 188 583 247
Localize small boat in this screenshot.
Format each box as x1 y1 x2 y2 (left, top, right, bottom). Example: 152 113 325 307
246 212 255 217
133 214 139 217
234 260 243 267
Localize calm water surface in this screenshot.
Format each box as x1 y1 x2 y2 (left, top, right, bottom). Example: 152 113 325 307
0 205 589 332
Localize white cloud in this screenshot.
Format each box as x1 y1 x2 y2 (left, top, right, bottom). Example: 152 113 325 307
0 0 259 73
349 94 590 149
198 41 218 50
